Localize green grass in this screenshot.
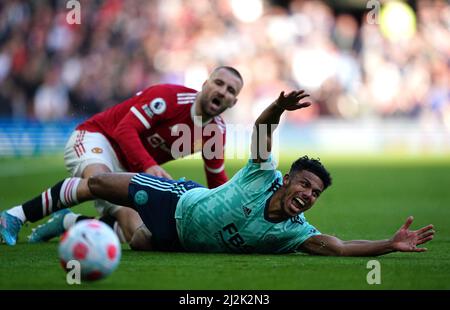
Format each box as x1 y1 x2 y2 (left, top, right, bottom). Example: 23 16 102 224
0 154 449 289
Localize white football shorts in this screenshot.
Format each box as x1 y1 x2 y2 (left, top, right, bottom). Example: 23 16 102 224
64 130 126 215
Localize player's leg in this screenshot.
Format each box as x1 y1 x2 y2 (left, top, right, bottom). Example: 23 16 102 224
28 212 128 244
88 173 172 251
113 207 143 243
19 131 118 244
121 173 203 252
87 174 139 243
20 164 108 223
67 130 127 217
1 173 107 245
30 202 146 246
0 131 110 245
105 175 200 248
87 173 136 207
30 130 136 244
129 224 153 251
26 169 129 245
3 177 88 224
66 131 130 229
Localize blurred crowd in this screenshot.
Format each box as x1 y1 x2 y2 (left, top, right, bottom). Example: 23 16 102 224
0 0 449 129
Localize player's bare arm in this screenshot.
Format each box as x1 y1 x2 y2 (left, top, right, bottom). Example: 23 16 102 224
299 216 434 256
252 90 311 163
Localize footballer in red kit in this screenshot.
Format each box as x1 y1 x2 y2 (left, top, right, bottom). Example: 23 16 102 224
1 67 243 248
77 84 228 188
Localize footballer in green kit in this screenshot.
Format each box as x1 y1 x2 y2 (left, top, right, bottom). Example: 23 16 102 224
83 90 434 256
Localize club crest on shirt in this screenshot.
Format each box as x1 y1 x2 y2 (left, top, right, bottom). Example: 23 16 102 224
150 98 166 115
91 147 103 154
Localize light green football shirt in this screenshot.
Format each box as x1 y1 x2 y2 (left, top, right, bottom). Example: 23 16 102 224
175 157 321 253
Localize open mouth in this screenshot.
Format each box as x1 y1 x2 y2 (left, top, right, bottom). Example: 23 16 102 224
292 197 305 209
211 98 221 107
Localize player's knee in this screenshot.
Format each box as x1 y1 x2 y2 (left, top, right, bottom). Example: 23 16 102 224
129 225 153 251
82 163 111 178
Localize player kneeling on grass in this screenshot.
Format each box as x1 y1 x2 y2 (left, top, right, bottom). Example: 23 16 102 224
0 66 243 247
83 90 435 255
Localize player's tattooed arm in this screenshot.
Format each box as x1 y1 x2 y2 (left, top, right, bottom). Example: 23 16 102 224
298 217 434 256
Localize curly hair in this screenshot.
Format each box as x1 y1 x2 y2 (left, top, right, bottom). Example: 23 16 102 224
289 156 332 189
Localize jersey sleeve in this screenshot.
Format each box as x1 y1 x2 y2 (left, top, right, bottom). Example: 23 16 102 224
292 215 321 252
111 87 177 172
202 117 228 188
229 155 279 192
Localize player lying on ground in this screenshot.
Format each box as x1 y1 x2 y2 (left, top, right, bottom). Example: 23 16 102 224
83 90 435 255
0 66 243 246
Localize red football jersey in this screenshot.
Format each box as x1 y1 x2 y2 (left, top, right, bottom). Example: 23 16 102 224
77 84 228 188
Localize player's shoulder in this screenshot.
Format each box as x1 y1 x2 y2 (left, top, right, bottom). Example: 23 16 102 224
137 84 198 114
140 84 197 98
159 84 197 106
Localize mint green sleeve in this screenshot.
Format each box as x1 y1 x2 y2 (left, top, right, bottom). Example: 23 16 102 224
231 156 279 191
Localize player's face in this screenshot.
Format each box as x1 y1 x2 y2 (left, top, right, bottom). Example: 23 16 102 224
199 69 242 118
281 170 324 217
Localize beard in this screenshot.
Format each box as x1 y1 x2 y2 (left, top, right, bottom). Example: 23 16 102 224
202 99 225 118
201 102 215 118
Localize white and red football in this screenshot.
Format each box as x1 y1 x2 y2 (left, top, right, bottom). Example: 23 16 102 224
58 219 121 281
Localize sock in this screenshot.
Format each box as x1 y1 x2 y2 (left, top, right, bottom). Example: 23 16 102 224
99 214 126 243
21 178 81 223
63 213 85 230
65 213 126 243
74 215 94 223
6 206 26 223
71 214 117 230
99 214 116 228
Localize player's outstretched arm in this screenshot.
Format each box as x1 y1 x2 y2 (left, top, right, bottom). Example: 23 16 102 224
299 216 434 256
251 90 311 163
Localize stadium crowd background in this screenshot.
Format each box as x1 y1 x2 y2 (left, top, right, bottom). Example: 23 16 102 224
0 0 448 133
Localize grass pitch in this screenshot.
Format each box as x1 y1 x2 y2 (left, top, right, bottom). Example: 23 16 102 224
0 154 449 289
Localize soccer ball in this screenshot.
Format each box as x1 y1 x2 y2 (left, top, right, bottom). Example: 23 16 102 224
58 219 121 281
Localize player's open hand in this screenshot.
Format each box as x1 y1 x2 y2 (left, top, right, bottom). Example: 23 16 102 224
274 90 311 111
145 165 173 179
390 216 434 252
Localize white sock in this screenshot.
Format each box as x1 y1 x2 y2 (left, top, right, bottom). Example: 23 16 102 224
63 213 80 230
6 206 26 223
59 178 81 207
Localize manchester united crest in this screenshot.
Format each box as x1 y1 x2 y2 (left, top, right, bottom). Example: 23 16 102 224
91 147 103 154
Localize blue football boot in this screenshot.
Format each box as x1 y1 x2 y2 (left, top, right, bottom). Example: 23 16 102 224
0 211 23 246
28 209 72 243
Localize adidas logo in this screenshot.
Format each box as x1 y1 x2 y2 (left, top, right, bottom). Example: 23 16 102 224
242 206 252 217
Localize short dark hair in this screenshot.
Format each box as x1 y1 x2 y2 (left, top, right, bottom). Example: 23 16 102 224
289 156 332 189
213 66 244 85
